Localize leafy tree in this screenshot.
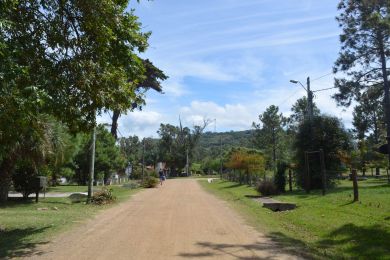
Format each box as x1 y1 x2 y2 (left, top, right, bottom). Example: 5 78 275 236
0 0 155 201
224 148 265 185
73 125 125 185
253 105 285 173
333 0 390 168
110 59 168 139
158 120 208 176
294 115 351 189
288 97 320 128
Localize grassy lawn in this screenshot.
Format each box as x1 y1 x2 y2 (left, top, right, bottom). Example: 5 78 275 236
0 185 140 258
200 178 390 259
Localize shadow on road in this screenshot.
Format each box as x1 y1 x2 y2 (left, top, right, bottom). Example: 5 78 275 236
177 232 317 259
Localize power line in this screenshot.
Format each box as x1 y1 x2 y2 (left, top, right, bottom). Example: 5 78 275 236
313 86 338 93
311 72 333 82
277 88 302 107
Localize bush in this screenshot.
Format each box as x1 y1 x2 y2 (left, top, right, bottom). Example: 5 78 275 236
257 180 279 196
274 162 287 192
12 162 38 199
142 176 159 188
91 188 116 205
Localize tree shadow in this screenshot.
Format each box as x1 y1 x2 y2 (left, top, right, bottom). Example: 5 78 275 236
317 223 390 259
0 198 70 208
177 232 318 259
222 183 244 189
0 226 50 258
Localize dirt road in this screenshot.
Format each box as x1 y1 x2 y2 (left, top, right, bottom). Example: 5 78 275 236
28 179 300 260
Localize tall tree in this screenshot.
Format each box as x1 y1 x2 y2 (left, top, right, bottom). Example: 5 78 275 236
253 105 285 173
333 0 390 167
157 120 209 176
0 0 153 201
110 59 168 139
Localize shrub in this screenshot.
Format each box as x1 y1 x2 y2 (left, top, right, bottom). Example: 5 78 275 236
91 188 116 205
256 180 279 196
142 176 159 188
274 162 287 192
12 163 38 199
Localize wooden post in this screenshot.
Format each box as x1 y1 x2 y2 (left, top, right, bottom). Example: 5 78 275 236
352 169 359 202
288 169 292 192
320 149 326 195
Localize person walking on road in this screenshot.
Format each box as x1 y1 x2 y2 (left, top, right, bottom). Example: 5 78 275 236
159 168 165 186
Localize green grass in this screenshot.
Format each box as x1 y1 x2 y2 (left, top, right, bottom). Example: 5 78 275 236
200 178 390 259
46 185 90 193
0 185 140 258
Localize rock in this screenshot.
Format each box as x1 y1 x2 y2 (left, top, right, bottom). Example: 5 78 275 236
262 202 296 212
37 207 49 211
69 193 88 203
52 206 59 211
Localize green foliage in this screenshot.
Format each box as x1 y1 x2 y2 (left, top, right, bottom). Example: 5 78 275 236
73 125 125 185
294 115 351 189
274 162 287 193
224 147 265 185
158 121 207 175
141 176 159 188
12 162 39 199
0 0 159 201
253 105 286 171
91 188 116 205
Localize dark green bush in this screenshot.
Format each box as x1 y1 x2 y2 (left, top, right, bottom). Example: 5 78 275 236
91 188 116 205
257 180 279 196
142 176 159 188
274 162 287 192
12 162 38 199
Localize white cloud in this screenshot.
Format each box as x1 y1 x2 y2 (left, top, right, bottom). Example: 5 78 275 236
180 101 257 131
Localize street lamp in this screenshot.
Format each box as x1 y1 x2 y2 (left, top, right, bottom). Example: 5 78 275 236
290 77 313 121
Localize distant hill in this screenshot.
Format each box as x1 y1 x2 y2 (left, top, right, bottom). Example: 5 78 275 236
193 130 256 161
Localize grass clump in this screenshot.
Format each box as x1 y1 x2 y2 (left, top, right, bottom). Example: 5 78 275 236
142 176 159 188
91 188 116 205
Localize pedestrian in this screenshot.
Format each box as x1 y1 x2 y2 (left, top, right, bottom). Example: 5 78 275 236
159 168 165 186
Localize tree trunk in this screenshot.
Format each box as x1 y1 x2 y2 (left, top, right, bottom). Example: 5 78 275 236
376 167 380 176
0 158 13 203
378 33 390 173
110 109 120 140
352 169 359 202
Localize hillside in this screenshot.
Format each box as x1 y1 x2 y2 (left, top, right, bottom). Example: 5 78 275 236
193 130 256 161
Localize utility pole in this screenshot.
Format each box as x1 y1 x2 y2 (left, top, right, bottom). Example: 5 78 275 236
142 138 145 180
306 77 313 121
186 148 189 176
219 136 223 178
87 125 96 203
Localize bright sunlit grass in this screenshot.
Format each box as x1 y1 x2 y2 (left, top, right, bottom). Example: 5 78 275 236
200 178 390 259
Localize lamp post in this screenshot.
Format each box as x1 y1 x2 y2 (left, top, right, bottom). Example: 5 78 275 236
290 77 313 121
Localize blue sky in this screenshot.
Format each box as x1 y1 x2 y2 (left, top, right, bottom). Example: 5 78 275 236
100 0 353 138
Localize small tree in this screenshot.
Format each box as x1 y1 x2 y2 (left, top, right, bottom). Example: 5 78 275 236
294 115 351 189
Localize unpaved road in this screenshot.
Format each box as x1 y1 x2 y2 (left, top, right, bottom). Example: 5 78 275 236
27 179 301 260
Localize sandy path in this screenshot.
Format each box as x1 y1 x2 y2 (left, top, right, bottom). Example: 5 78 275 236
27 179 300 260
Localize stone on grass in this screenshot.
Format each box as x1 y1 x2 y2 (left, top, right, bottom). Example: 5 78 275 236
69 193 88 203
